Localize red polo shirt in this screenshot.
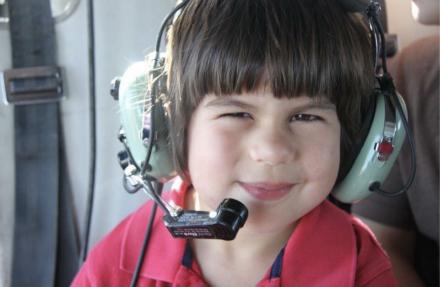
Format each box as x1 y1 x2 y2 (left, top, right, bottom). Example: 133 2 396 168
72 178 396 286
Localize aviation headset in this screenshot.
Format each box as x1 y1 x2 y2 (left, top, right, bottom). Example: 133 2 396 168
114 0 416 204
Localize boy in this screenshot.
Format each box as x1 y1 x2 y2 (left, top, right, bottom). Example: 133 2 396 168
72 0 397 286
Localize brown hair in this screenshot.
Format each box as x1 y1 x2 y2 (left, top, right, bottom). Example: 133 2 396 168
165 0 374 178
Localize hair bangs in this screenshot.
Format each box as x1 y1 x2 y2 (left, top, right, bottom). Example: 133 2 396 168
175 0 372 106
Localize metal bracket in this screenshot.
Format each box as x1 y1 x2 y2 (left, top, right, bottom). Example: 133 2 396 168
0 65 64 105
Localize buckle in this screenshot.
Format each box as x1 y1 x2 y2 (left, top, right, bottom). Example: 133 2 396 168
0 65 63 105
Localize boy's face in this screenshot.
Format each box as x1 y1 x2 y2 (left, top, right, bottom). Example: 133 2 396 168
187 88 341 232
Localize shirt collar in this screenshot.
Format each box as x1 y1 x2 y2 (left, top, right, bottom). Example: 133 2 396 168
279 201 357 286
120 178 357 285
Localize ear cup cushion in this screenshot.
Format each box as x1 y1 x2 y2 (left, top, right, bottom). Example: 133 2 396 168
330 92 377 210
336 92 378 185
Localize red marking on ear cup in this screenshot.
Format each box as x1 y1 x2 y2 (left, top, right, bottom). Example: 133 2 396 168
376 140 394 161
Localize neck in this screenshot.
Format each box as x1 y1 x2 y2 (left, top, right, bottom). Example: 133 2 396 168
185 186 296 261
209 222 294 255
190 220 295 287
185 186 297 286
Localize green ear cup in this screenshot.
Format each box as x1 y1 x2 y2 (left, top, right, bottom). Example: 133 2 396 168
118 62 148 168
332 92 408 203
118 59 175 180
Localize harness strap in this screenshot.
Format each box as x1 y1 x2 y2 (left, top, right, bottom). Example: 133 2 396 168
7 0 60 286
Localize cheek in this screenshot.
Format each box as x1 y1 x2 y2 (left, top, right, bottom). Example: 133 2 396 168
302 128 341 187
188 126 237 170
187 125 241 208
187 121 241 192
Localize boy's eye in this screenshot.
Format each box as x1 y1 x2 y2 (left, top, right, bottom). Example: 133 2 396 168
221 112 252 119
290 114 321 122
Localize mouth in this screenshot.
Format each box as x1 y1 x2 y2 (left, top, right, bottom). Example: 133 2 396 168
239 182 294 201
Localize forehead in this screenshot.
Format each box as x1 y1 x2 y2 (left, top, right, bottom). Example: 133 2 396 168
202 90 336 110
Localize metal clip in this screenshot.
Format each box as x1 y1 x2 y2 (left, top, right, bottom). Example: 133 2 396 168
0 65 63 105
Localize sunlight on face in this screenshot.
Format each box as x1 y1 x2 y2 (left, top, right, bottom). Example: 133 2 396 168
186 89 341 234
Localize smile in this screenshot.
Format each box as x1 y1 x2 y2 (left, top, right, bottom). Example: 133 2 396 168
239 182 294 201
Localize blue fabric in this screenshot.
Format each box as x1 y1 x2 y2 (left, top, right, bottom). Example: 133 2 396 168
270 248 285 279
182 242 193 268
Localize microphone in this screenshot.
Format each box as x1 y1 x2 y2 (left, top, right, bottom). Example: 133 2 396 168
164 198 248 240
122 166 248 240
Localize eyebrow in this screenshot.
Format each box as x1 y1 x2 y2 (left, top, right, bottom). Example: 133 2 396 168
204 97 255 109
299 100 336 111
204 96 336 111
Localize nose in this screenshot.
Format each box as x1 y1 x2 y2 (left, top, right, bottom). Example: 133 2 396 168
248 126 296 166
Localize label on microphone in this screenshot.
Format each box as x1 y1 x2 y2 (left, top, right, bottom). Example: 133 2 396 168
163 198 248 240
